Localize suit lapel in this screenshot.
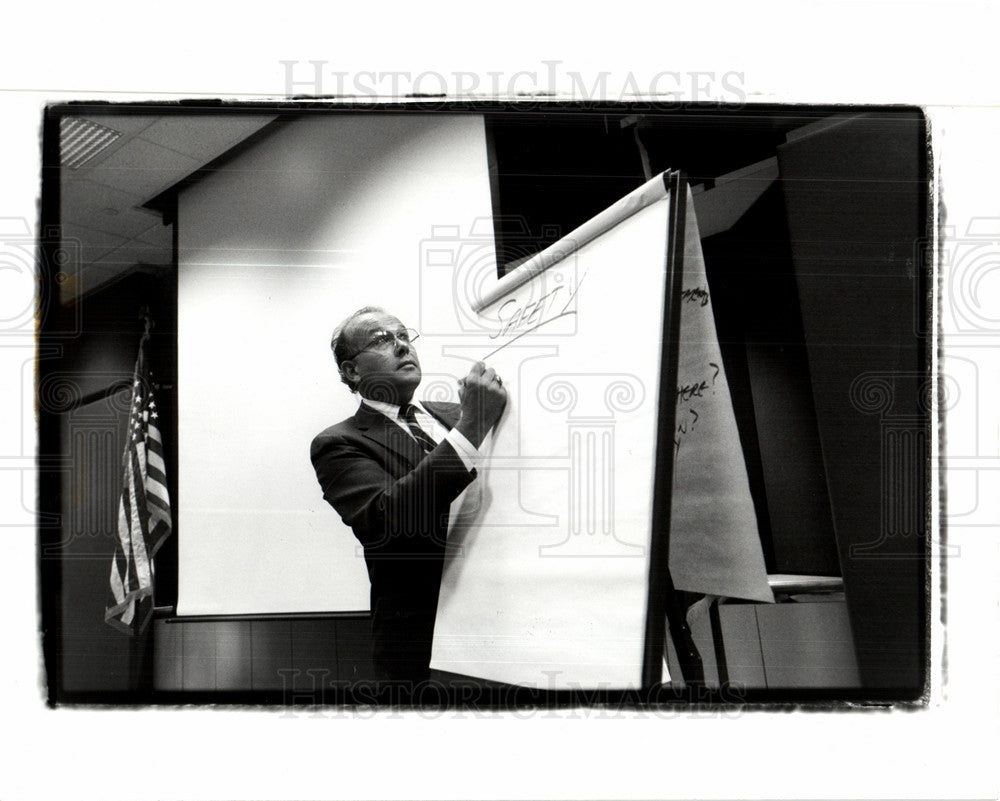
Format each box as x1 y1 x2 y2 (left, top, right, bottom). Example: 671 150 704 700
352 400 461 470
353 403 424 469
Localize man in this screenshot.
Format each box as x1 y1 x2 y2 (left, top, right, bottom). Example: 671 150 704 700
311 307 506 684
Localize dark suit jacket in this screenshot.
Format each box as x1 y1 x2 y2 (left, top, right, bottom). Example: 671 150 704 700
310 400 475 680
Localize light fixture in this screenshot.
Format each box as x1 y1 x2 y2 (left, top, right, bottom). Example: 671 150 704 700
60 117 122 169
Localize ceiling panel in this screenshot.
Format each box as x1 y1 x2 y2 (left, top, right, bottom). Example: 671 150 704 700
62 175 142 213
60 222 129 263
92 238 169 270
61 178 161 239
137 116 275 164
73 114 160 137
85 137 201 200
59 262 145 306
59 111 277 302
134 219 171 247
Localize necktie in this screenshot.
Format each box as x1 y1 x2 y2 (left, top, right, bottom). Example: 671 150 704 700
400 404 437 454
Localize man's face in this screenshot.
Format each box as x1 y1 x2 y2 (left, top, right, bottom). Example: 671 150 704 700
342 311 422 404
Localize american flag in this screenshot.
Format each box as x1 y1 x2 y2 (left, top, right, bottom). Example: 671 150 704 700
105 338 172 634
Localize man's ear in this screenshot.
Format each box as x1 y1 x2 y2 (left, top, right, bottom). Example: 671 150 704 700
340 360 359 387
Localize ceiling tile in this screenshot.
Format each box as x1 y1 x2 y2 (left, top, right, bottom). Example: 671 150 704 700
57 112 276 303
134 220 172 247
138 115 276 163
92 238 171 270
62 174 142 211
103 207 167 240
60 178 163 239
66 262 142 304
60 222 129 264
85 137 201 200
73 114 160 137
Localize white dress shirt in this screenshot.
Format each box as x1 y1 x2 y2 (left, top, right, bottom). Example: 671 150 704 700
361 398 482 475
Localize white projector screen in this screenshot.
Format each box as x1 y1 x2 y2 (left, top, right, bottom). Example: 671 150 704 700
175 115 770 643
175 114 496 615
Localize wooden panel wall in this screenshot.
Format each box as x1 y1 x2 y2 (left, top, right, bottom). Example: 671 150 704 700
56 400 133 693
692 599 861 692
153 615 378 697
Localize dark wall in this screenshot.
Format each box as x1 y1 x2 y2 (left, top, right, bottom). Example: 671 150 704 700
487 113 645 272
701 185 840 576
778 113 928 693
486 108 835 274
42 270 177 700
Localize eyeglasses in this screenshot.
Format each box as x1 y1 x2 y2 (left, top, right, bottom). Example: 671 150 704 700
347 328 420 359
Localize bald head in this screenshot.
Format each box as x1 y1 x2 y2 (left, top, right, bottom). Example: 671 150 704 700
330 307 422 404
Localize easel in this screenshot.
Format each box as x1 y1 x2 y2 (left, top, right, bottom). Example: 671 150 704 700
641 170 704 689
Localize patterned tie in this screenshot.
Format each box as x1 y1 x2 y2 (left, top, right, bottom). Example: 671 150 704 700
400 404 437 454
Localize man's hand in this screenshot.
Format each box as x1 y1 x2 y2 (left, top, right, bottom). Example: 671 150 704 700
455 361 508 448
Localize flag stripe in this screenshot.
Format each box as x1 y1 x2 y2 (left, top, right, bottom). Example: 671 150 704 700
147 449 166 474
135 441 148 481
145 480 170 507
109 551 126 605
146 481 169 504
118 487 136 592
128 453 153 590
146 495 170 521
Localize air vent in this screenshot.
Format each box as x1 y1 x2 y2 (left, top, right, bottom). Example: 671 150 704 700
60 117 122 169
